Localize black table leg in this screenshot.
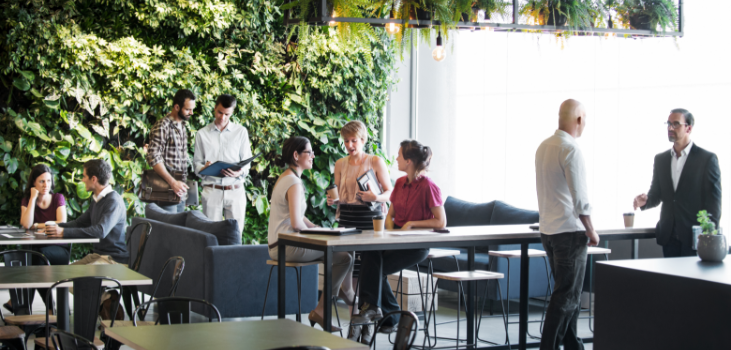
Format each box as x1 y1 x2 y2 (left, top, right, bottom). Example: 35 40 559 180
57 287 70 331
278 243 287 319
630 239 639 259
324 248 333 332
519 243 530 350
467 246 475 349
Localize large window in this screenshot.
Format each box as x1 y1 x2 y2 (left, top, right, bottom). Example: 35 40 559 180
406 1 731 230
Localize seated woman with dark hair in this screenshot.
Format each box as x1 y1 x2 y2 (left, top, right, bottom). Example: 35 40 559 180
268 136 354 332
8 164 68 311
349 139 447 343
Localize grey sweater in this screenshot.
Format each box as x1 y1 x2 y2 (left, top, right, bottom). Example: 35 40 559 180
59 190 129 263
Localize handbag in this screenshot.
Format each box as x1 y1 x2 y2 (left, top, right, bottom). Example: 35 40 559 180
138 169 188 205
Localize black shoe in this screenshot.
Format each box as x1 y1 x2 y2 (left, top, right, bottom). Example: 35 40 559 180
378 325 396 334
3 301 11 313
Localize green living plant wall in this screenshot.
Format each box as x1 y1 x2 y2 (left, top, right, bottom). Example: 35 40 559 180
0 0 397 258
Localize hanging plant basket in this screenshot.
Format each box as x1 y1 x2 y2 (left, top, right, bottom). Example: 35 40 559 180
628 13 652 30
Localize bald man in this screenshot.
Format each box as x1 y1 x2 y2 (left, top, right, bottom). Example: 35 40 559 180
535 99 598 350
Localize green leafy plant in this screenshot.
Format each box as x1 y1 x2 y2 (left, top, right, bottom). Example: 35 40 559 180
697 210 718 235
0 0 397 251
520 0 596 29
607 0 678 33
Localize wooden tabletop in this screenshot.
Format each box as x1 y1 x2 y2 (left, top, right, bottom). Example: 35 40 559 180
104 319 369 350
0 229 99 245
278 224 655 247
0 265 152 288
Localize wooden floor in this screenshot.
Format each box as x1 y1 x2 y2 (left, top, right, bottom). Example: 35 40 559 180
0 289 598 349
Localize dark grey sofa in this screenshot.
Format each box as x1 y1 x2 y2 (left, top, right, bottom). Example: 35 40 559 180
126 209 318 318
416 197 550 301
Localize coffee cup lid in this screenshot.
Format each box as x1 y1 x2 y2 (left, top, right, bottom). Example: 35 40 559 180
373 215 384 220
326 184 337 190
45 221 57 226
623 212 635 216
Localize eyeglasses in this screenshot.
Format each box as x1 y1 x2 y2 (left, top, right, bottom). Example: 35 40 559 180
301 150 315 156
664 121 688 129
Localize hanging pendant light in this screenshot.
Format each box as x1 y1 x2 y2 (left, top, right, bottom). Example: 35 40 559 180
329 11 337 27
432 30 446 62
385 8 400 35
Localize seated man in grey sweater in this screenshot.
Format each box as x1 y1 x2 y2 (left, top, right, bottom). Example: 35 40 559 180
46 159 129 264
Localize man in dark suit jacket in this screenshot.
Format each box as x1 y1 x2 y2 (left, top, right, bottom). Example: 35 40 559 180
634 109 722 258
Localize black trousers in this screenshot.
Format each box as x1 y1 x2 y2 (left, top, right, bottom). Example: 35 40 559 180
359 248 429 326
31 245 71 307
662 235 697 258
540 231 588 350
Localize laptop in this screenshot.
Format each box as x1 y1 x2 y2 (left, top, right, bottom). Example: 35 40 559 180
299 227 362 236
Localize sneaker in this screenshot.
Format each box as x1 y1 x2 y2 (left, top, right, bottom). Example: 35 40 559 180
378 325 396 334
350 303 383 325
360 324 374 345
347 324 362 342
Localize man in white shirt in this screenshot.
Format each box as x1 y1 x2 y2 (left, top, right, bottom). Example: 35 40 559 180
633 109 721 257
194 95 253 237
535 99 599 350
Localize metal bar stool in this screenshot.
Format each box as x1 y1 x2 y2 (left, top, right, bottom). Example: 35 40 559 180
477 249 553 344
580 246 612 332
429 271 508 350
400 249 466 348
261 259 321 323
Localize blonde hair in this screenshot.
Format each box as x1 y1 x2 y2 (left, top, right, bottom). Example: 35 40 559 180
340 120 368 143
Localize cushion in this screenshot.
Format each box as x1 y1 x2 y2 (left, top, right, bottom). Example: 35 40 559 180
185 210 241 246
489 201 539 225
144 203 188 226
443 196 495 227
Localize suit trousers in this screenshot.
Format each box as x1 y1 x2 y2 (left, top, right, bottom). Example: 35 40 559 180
540 231 588 350
662 235 697 258
202 186 246 235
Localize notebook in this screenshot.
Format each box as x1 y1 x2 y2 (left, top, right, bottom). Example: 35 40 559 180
356 169 383 194
299 227 362 236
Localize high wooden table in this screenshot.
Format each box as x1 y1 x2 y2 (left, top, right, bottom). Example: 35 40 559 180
0 264 151 331
277 225 655 350
595 257 730 350
104 319 368 350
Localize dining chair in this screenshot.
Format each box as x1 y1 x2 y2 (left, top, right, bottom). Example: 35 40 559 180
35 276 123 350
51 329 99 350
121 222 153 319
131 296 222 325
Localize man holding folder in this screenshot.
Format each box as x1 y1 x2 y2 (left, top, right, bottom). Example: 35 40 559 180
194 94 252 236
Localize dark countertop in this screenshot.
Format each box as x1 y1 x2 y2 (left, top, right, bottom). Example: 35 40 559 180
597 256 731 286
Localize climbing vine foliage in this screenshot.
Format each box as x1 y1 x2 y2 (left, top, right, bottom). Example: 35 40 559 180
0 0 397 256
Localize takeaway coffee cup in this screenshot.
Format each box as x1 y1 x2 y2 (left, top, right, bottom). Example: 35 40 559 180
326 184 339 202
44 221 56 235
373 214 385 232
623 213 635 228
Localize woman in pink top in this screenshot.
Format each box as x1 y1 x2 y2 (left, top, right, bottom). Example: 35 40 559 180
348 140 447 343
7 164 68 312
326 121 393 308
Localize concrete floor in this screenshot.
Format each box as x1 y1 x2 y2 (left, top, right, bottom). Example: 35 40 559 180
1 288 597 349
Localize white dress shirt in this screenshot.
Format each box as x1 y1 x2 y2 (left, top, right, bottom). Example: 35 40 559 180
670 140 693 191
535 130 592 235
93 185 114 203
193 122 253 186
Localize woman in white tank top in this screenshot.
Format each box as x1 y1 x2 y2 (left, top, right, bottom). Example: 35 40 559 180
267 136 354 331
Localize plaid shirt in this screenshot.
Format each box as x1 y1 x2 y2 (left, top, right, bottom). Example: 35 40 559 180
146 113 189 172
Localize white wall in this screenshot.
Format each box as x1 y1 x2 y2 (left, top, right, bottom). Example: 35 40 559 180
389 0 731 231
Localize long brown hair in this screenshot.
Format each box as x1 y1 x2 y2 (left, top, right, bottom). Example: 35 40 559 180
24 164 54 199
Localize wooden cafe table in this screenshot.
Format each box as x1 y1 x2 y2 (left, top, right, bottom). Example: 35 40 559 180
0 230 103 331
277 225 655 350
0 257 151 331
104 319 368 350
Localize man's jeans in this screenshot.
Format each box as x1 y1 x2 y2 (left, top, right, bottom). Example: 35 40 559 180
540 231 588 350
157 201 185 213
359 249 429 325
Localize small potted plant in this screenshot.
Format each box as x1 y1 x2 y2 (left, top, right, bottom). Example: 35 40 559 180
608 0 678 32
696 210 727 262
